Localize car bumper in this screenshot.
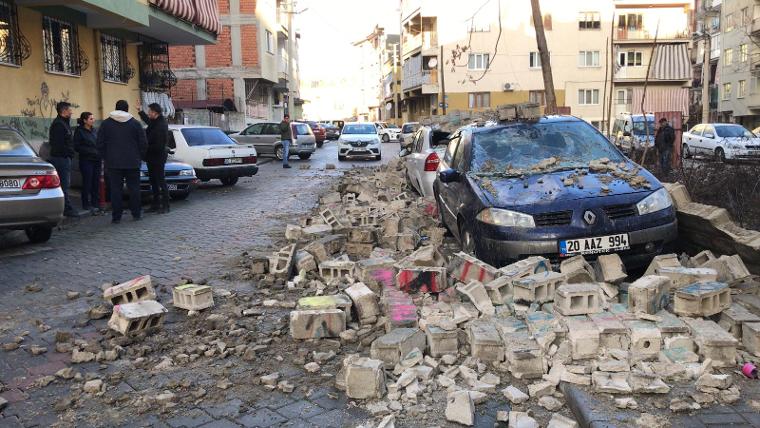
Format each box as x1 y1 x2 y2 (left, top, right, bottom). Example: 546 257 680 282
726 148 760 160
339 146 380 158
139 178 198 195
196 165 258 180
476 220 678 268
294 144 316 155
0 188 64 229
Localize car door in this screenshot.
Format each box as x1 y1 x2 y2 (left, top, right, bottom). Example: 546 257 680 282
701 125 717 154
408 129 425 193
684 124 703 153
437 132 463 229
238 123 266 153
261 123 282 154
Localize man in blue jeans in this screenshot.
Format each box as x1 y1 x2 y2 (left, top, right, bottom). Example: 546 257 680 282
279 114 292 168
48 101 78 217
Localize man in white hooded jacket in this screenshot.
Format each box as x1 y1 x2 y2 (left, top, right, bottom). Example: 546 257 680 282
97 100 148 224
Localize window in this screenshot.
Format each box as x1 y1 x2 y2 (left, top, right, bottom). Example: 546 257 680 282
529 51 542 68
618 51 642 67
725 13 734 32
578 50 600 67
468 53 489 70
618 14 643 31
578 89 599 105
711 16 720 31
100 34 130 83
43 16 80 75
723 82 732 100
739 80 746 98
0 0 22 66
725 48 733 66
469 92 490 108
265 30 273 54
615 89 632 104
529 90 545 105
742 7 750 26
579 12 601 30
741 44 748 62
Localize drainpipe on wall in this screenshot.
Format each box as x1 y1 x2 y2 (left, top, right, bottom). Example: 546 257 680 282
93 30 105 119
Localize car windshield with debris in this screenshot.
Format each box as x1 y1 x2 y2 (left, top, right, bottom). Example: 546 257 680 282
470 121 625 176
715 124 754 138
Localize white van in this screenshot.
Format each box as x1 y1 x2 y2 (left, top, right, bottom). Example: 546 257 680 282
610 113 655 154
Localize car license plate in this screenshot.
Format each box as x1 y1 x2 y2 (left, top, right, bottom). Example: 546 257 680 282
224 158 243 164
0 178 21 191
168 184 178 191
559 233 629 256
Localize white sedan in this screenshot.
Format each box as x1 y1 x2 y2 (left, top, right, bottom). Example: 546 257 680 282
683 123 760 162
168 125 258 186
337 122 382 161
376 122 401 143
399 126 450 198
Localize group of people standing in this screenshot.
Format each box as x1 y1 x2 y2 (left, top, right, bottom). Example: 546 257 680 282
48 99 171 224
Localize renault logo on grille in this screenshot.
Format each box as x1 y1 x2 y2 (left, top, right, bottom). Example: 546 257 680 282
583 210 597 225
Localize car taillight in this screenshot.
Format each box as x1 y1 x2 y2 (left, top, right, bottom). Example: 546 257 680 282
424 152 440 171
22 172 61 190
242 156 257 164
203 158 225 166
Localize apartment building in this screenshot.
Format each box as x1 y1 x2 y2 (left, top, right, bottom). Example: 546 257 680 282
381 38 402 125
169 0 301 121
0 0 218 145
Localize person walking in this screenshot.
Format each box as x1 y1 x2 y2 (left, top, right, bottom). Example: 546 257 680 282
97 100 147 224
279 114 292 168
655 117 675 175
73 112 101 215
138 102 170 214
48 101 77 217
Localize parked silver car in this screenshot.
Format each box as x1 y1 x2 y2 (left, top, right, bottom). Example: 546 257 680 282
230 121 316 160
0 127 64 243
399 126 450 198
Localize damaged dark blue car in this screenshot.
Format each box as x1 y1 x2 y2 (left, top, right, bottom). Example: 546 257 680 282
434 116 678 268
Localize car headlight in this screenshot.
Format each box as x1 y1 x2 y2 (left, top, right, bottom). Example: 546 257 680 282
179 169 195 176
476 208 535 228
636 188 672 215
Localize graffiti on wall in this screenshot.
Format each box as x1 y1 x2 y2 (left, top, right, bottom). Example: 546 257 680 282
21 82 80 118
0 82 80 144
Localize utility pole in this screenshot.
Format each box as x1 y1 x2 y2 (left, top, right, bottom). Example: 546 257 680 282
530 0 556 114
606 12 615 139
440 45 447 115
701 35 711 123
287 0 295 117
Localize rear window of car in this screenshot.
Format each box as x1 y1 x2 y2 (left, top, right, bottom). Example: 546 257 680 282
294 124 311 135
0 129 35 156
470 120 625 175
181 128 238 146
402 123 419 133
343 124 376 134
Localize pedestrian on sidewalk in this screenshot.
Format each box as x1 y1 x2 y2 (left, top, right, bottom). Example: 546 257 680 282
73 112 101 215
279 114 292 168
48 101 77 217
97 100 147 224
655 117 675 176
138 101 170 214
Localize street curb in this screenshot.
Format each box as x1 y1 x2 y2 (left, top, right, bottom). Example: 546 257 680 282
560 383 619 428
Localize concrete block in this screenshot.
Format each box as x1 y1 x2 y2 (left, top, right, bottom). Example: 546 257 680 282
685 318 739 368
304 235 346 263
289 309 346 339
484 276 513 305
382 283 418 330
319 259 356 282
659 346 699 363
554 283 602 316
285 224 303 241
662 182 691 209
592 371 632 394
655 310 691 338
502 385 529 404
468 321 504 362
398 245 444 267
345 242 374 259
396 266 446 293
457 280 495 316
426 325 459 357
566 317 600 360
383 233 416 252
628 372 670 394
743 322 760 356
297 294 352 315
503 332 545 379
595 254 627 284
644 253 681 276
689 250 716 268
702 255 751 282
294 250 317 272
449 252 500 284
499 256 551 279
626 321 662 360
370 328 426 366
108 300 168 336
344 283 380 325
301 223 333 238
547 413 579 428
344 356 386 399
719 304 760 339
445 390 474 426
673 281 731 317
103 275 156 305
268 244 296 279
509 412 539 428
348 227 377 244
655 266 718 290
627 275 670 314
355 257 396 293
560 255 595 283
513 271 566 304
319 208 344 229
172 284 214 311
589 312 630 350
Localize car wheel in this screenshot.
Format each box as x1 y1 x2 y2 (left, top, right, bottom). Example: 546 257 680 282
316 141 324 148
382 134 390 143
171 192 190 201
220 177 239 186
299 153 311 160
375 154 382 161
25 225 52 243
682 143 692 159
338 155 347 161
275 146 284 160
715 147 727 163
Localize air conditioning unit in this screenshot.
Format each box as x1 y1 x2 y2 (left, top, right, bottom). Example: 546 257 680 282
503 83 514 92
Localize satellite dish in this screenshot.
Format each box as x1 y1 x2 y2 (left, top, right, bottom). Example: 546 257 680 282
428 58 438 68
385 102 393 111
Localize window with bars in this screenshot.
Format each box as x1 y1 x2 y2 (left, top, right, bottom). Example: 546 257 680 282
101 34 130 83
0 0 20 66
43 16 80 75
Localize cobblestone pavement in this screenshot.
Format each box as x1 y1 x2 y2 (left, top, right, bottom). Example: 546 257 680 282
0 142 398 427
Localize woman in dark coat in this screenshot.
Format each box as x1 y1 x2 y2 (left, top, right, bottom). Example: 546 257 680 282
73 112 101 214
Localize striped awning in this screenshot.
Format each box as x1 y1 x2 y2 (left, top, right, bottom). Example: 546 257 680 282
651 43 692 81
632 87 689 115
149 0 220 34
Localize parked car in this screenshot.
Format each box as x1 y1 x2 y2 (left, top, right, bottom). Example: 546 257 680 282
229 121 316 160
139 160 197 200
376 122 401 143
0 127 64 243
399 126 450 198
683 123 760 162
323 123 341 140
305 121 326 147
610 113 655 154
337 122 381 161
400 122 420 148
168 125 258 186
434 116 677 268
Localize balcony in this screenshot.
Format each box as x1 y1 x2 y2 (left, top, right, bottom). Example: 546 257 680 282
616 27 689 42
751 53 760 76
752 17 760 35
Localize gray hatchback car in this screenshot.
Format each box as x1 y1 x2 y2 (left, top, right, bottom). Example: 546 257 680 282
0 127 64 243
230 121 316 160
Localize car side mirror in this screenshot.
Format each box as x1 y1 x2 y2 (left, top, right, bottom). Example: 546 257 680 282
622 131 631 137
439 168 460 183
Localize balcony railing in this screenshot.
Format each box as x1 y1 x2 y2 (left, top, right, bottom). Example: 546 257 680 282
402 70 438 91
616 27 689 41
402 30 437 55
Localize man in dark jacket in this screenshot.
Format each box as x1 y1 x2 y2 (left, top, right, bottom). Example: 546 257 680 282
279 114 292 169
138 102 170 213
48 101 76 216
655 117 675 175
97 100 148 223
